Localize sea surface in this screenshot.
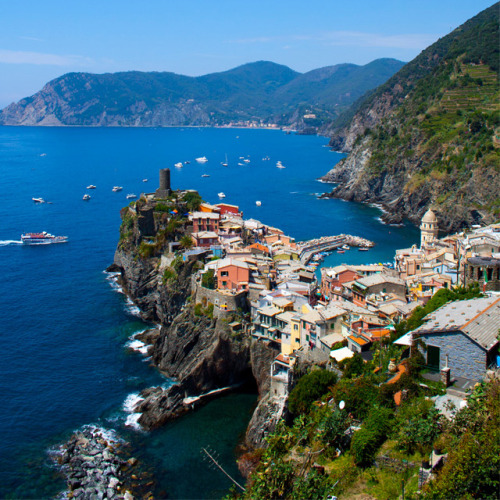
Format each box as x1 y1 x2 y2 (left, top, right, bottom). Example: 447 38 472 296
0 127 419 498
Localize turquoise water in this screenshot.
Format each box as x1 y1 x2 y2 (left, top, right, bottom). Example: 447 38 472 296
0 127 419 498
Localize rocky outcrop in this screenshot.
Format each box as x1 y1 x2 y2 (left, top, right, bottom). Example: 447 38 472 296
53 425 142 500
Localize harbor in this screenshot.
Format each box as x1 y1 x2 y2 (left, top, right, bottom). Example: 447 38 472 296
298 234 374 264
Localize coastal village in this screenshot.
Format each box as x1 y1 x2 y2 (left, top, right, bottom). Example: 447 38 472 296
134 169 500 404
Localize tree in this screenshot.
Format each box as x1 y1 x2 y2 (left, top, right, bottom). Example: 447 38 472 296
183 191 202 211
179 234 193 249
287 369 338 417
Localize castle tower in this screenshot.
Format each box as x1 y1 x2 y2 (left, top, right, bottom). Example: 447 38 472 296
420 208 438 248
155 168 171 198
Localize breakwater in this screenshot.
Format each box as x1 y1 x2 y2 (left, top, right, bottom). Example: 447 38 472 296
298 234 374 264
52 426 147 500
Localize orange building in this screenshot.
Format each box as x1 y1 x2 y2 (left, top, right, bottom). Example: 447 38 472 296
216 258 250 292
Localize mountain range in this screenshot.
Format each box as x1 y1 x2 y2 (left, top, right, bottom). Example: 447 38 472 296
321 2 500 232
0 59 404 129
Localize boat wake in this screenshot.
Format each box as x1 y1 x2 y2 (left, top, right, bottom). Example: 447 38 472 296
0 240 23 246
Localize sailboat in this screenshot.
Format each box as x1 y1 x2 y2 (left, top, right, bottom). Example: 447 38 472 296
221 154 228 167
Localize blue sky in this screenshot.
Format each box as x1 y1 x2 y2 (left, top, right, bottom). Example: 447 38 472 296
0 0 496 108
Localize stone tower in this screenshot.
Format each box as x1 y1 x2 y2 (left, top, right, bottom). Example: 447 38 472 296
420 208 438 248
155 168 171 198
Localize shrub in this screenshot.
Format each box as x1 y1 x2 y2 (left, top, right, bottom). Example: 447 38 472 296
201 269 216 289
287 369 338 417
350 429 379 466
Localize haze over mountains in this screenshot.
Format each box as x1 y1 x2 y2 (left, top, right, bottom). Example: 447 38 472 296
321 2 499 231
0 59 405 130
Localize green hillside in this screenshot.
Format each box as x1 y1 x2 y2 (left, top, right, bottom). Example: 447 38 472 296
323 3 500 231
0 59 404 129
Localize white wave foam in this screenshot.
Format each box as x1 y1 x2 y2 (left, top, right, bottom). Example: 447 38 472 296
0 240 23 246
125 298 141 317
126 339 149 355
123 393 144 430
104 271 124 294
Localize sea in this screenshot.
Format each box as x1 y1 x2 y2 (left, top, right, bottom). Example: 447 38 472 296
0 126 419 499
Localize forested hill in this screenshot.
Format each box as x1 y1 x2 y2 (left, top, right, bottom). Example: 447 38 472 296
320 3 500 232
0 59 404 130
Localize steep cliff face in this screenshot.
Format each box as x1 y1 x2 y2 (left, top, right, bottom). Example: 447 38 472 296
321 4 500 231
110 200 279 442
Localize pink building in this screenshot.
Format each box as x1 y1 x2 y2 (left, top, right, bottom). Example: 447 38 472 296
190 211 220 233
216 258 250 292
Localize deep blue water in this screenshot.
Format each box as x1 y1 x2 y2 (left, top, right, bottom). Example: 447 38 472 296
0 127 419 498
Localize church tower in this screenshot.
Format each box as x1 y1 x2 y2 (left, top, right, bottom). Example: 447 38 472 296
420 209 438 248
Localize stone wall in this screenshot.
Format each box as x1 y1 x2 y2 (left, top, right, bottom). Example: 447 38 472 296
194 284 248 315
418 330 487 381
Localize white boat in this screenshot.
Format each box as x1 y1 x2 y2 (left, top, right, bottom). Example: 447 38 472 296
201 174 210 178
86 185 96 189
256 201 262 206
112 186 123 192
142 179 148 182
243 159 250 163
174 162 183 168
342 245 350 250
276 161 285 169
32 197 45 203
218 192 226 199
126 194 137 199
238 163 244 166
221 154 228 167
195 156 208 163
83 194 91 201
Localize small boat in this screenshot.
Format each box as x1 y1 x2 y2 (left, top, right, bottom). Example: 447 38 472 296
276 161 285 169
201 174 210 178
262 156 270 161
358 247 369 251
243 159 250 164
256 201 262 206
238 163 244 166
126 194 137 199
83 194 91 201
342 245 350 250
112 186 123 192
221 154 228 167
337 249 345 254
195 156 208 163
142 179 148 182
39 153 47 157
184 161 191 165
21 232 68 245
86 185 96 189
32 197 45 203
174 162 183 168
218 192 226 199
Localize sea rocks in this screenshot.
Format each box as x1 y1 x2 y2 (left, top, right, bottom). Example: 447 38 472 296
52 426 136 500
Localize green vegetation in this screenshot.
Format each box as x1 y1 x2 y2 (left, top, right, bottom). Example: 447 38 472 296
201 269 216 290
328 4 500 227
236 368 500 500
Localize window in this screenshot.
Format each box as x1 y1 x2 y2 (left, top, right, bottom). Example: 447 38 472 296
221 271 228 277
222 281 227 286
306 335 309 341
294 324 298 330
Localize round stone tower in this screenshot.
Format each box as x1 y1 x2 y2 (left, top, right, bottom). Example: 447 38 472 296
420 208 438 248
155 168 171 198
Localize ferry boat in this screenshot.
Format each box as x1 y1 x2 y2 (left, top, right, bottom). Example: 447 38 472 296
83 194 91 201
195 156 208 163
21 232 68 245
112 186 123 192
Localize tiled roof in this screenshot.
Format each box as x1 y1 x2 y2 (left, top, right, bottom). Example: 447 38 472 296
412 296 500 351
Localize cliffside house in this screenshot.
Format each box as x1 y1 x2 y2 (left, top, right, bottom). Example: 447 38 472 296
191 231 219 248
215 258 250 292
466 256 500 292
190 211 220 233
349 273 406 308
408 296 500 382
321 265 359 301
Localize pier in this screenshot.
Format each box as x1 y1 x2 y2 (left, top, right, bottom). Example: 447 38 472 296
298 234 374 264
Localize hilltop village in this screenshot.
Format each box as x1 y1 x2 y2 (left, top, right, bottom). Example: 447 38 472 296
112 168 499 498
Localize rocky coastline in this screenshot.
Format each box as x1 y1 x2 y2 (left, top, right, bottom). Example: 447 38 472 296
52 426 149 500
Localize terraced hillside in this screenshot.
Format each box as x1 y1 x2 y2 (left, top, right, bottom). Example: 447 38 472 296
321 3 500 231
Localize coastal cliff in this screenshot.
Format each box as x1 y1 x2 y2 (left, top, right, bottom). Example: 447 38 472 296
320 3 500 231
109 193 280 447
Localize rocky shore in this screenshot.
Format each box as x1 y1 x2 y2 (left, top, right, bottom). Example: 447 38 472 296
52 425 148 500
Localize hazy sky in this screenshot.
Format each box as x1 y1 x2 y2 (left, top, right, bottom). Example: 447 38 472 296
0 0 496 108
